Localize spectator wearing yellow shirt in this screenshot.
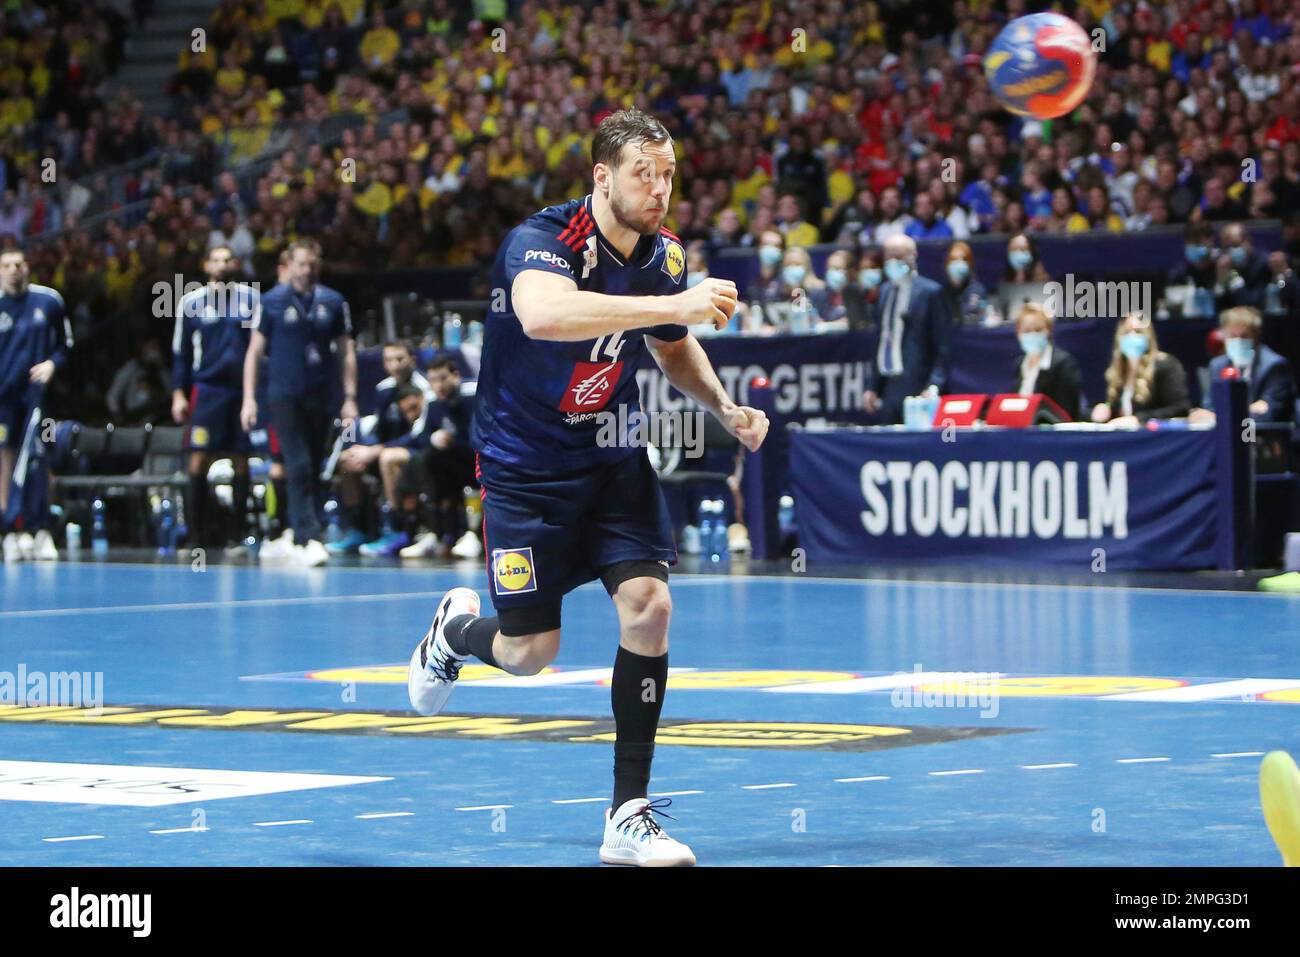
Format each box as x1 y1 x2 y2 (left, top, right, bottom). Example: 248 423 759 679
359 9 400 74
775 193 820 249
214 50 247 98
486 135 527 181
1068 185 1125 233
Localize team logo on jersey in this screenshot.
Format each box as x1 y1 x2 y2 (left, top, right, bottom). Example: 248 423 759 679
662 240 685 281
524 249 571 272
0 312 11 333
582 241 598 281
32 308 45 325
190 427 209 448
493 548 536 594
0 424 7 445
284 306 299 324
558 361 623 414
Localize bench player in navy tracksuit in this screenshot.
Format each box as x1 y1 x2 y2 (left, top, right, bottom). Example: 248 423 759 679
171 244 260 552
404 110 770 866
0 249 72 563
241 239 356 566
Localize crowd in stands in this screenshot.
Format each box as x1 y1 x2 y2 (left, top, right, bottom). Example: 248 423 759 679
0 0 1296 421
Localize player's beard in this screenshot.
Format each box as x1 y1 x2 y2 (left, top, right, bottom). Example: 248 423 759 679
609 183 663 236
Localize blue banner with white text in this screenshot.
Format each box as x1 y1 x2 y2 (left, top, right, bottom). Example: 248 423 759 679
790 428 1217 570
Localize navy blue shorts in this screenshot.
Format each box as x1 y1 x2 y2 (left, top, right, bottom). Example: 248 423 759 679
0 390 37 451
186 383 248 454
478 450 677 620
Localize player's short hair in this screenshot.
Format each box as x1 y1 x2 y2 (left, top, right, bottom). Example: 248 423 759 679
427 354 460 376
286 238 322 260
278 247 292 266
591 109 672 171
0 248 25 262
1015 301 1055 332
383 339 413 355
395 383 425 403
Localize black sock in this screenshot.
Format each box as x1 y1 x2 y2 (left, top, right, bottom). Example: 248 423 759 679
232 472 251 540
342 501 361 531
444 614 499 668
187 473 209 547
611 645 668 811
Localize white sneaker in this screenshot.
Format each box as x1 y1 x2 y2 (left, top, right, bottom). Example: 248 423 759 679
600 798 696 867
407 587 481 716
16 532 34 560
258 530 295 563
450 530 482 559
2 532 21 563
399 531 438 559
727 522 751 553
31 529 58 561
297 538 330 567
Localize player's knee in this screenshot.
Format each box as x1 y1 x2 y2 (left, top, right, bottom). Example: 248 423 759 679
380 447 406 468
497 631 560 675
620 579 672 640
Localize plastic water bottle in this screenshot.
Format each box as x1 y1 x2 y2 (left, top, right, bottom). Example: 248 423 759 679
65 522 81 552
778 494 795 541
323 496 342 543
467 320 484 346
709 499 729 563
464 486 482 530
1192 287 1214 318
443 314 463 349
91 497 108 557
1266 279 1284 316
923 393 940 428
697 499 714 560
682 524 701 554
157 496 176 556
378 499 393 536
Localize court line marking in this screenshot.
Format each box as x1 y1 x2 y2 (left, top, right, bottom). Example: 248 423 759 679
1116 757 1170 764
1021 763 1078 770
650 790 703 797
355 812 414 819
929 769 984 776
1211 751 1266 758
835 775 891 783
252 819 314 827
455 805 511 811
742 782 796 790
150 826 209 835
43 834 104 842
551 797 608 805
0 591 445 619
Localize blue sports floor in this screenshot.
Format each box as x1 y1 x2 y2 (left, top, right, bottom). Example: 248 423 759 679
1 559 1297 866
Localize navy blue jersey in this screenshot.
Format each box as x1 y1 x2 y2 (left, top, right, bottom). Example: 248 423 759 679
428 383 477 453
0 284 71 395
253 282 352 401
171 283 259 392
472 194 690 470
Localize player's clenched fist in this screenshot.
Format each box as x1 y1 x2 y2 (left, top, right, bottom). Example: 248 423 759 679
680 278 738 331
722 405 769 452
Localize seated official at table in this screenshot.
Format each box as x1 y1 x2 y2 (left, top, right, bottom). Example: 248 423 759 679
1090 312 1191 427
1189 306 1297 425
1010 303 1082 420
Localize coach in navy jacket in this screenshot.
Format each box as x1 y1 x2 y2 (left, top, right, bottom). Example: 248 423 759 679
862 234 952 425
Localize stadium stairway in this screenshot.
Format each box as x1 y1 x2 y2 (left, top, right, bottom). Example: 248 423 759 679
112 0 221 116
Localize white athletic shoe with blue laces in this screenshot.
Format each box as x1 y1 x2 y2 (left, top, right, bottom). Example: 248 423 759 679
600 798 696 867
407 587 481 716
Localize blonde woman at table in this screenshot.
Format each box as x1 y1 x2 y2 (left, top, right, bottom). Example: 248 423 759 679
1012 302 1083 420
1090 312 1191 427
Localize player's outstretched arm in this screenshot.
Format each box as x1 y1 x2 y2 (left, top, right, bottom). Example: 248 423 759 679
646 334 769 453
513 270 736 342
240 329 266 432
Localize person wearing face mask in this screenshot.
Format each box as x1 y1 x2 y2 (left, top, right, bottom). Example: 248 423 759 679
844 248 884 332
744 229 786 331
1090 312 1191 427
1214 222 1271 311
861 234 950 424
775 247 824 333
1166 220 1219 318
942 241 992 326
997 232 1051 320
1010 303 1082 420
1189 306 1296 426
687 240 746 337
811 249 852 332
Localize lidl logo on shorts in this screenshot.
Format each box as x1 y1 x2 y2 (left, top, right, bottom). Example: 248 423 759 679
662 240 685 281
190 426 209 448
493 547 536 594
0 424 7 445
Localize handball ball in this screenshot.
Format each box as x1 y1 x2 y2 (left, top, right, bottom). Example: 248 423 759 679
984 13 1097 120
